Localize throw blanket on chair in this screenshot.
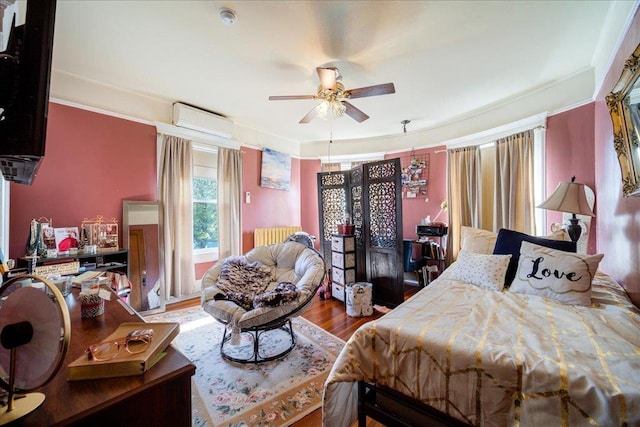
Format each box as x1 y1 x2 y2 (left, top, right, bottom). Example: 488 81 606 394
215 257 272 310
201 241 326 347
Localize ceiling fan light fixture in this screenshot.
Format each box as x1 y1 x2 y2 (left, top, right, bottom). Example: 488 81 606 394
269 66 395 124
316 100 346 120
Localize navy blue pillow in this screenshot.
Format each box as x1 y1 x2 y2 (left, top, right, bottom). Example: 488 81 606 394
492 228 577 287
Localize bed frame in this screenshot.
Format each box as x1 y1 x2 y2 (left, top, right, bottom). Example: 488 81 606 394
358 381 470 427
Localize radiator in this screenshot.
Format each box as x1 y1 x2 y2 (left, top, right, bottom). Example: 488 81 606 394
254 226 302 247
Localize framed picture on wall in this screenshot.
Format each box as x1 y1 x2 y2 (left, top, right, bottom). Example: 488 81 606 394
260 148 291 191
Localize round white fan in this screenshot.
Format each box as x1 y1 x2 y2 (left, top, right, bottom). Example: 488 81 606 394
0 274 70 425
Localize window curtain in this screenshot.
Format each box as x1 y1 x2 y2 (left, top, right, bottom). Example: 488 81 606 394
159 134 197 299
217 147 243 258
493 130 535 234
446 146 482 263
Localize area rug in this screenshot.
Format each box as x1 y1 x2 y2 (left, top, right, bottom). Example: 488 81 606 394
145 306 345 426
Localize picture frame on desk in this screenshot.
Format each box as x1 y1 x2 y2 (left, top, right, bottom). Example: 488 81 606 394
41 222 56 249
54 227 80 253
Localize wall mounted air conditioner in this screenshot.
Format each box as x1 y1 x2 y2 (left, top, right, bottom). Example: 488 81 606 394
172 103 233 138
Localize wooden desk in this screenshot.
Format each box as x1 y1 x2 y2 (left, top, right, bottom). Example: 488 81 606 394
18 288 195 426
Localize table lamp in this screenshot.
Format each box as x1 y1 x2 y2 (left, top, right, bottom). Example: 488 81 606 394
537 176 595 242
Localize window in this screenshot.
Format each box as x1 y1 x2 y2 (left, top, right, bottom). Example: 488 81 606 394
192 149 217 260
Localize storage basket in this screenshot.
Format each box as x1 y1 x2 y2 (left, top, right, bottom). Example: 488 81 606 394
346 282 373 317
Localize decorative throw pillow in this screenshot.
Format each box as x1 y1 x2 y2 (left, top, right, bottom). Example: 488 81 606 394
440 250 512 291
509 241 604 305
254 282 300 308
460 226 498 255
216 256 272 300
492 228 577 288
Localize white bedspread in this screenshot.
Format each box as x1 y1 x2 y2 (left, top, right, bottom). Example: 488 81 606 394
323 272 640 426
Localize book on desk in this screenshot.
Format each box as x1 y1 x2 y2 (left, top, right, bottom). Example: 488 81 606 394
67 321 179 381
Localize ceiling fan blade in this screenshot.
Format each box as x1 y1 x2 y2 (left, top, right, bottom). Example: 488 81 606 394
346 83 395 99
269 95 317 100
342 101 369 123
317 67 337 91
299 105 319 124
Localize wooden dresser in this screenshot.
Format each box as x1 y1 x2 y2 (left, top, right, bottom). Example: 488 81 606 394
18 287 195 426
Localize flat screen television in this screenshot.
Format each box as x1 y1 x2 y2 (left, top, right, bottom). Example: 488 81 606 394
0 0 57 185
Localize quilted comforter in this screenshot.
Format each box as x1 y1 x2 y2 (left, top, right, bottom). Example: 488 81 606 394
323 272 640 426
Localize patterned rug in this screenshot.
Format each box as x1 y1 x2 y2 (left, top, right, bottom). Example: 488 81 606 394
145 306 345 426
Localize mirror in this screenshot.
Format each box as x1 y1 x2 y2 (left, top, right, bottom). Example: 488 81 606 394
123 201 165 314
607 42 640 197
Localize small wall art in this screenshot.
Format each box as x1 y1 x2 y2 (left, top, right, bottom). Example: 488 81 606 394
260 148 291 191
401 153 429 198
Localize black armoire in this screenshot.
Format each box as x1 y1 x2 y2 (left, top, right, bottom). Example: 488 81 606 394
317 158 404 307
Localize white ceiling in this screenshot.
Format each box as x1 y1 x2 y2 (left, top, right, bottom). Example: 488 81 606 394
43 1 638 154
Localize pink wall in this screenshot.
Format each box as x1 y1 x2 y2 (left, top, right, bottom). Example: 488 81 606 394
386 147 448 240
593 9 640 305
300 158 321 248
9 103 157 259
545 104 597 254
240 146 301 253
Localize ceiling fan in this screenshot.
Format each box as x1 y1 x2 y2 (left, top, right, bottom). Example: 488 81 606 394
268 67 395 124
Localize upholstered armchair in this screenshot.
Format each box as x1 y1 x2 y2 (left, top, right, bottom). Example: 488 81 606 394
201 241 325 363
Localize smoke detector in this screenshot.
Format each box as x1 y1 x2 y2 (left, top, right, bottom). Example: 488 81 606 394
218 7 237 26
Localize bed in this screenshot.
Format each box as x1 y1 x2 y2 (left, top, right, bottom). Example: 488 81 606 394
323 228 640 426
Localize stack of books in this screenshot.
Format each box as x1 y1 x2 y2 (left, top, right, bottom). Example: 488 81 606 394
422 241 444 260
67 321 179 381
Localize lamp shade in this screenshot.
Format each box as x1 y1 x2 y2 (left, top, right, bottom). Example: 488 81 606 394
537 179 595 217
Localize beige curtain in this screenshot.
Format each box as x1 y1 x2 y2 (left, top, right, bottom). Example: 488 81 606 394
159 134 197 299
217 147 243 258
446 146 482 263
493 130 535 234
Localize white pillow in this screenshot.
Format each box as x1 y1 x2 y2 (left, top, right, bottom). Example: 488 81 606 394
460 226 498 254
509 241 604 305
440 250 512 291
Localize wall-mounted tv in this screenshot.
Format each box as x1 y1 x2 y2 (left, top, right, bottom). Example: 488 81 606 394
0 0 57 185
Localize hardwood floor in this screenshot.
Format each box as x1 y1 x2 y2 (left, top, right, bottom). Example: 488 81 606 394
168 283 422 426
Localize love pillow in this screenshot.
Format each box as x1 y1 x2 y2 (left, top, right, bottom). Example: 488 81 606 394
509 241 603 305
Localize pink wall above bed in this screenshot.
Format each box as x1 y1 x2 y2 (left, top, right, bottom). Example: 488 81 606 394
593 8 640 305
386 147 448 240
545 104 597 254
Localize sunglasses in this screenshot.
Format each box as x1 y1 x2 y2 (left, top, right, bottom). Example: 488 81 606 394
87 328 154 361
